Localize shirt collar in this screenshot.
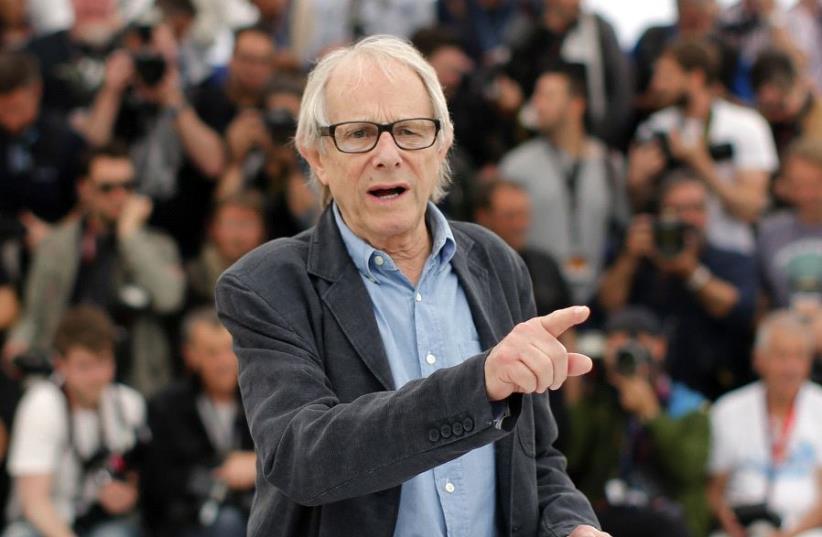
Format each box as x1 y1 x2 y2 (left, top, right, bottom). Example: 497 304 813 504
332 201 456 281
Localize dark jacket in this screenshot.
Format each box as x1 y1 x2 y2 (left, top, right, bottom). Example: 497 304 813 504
142 378 255 536
214 206 598 537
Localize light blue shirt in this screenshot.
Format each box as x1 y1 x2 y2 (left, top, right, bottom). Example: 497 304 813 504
334 202 498 537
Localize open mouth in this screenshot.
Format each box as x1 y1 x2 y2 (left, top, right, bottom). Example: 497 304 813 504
368 185 408 200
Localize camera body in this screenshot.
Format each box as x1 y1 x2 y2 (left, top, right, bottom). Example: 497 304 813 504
652 131 735 171
653 215 690 259
615 340 653 377
132 51 167 87
263 108 297 145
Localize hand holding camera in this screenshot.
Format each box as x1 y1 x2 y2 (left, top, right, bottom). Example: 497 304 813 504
623 215 656 261
612 341 660 422
213 451 256 492
627 143 667 190
226 110 268 163
102 50 135 95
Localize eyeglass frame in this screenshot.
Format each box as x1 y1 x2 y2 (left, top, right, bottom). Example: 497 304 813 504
319 118 442 154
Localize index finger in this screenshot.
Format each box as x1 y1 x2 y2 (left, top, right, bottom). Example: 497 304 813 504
537 306 590 338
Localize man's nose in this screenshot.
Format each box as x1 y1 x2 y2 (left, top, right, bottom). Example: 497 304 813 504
371 131 402 168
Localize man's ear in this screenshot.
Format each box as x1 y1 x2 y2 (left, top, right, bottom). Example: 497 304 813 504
298 144 329 187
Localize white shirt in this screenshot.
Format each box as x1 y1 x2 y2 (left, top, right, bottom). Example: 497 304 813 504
637 99 778 254
709 381 822 529
5 381 146 524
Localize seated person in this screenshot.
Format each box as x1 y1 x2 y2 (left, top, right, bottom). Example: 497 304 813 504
142 307 254 537
567 307 710 537
2 305 147 537
708 310 822 537
598 172 758 399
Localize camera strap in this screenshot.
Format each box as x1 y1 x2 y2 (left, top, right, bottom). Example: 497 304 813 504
763 395 798 503
564 159 583 249
55 381 130 516
196 395 241 459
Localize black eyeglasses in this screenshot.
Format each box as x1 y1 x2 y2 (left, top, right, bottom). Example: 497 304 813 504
96 180 137 194
319 118 441 153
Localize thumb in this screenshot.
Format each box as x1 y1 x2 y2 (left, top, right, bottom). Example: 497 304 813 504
537 306 590 338
567 353 593 377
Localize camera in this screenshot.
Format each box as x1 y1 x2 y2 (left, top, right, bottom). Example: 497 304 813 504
11 350 54 376
263 108 297 145
615 340 653 377
653 215 689 259
188 464 253 527
133 51 167 87
651 132 735 170
732 503 782 529
73 427 151 531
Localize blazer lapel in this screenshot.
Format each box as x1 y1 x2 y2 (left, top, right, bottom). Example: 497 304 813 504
451 225 518 536
306 207 395 391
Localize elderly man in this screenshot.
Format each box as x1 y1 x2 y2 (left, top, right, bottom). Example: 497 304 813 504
215 35 607 537
708 310 822 537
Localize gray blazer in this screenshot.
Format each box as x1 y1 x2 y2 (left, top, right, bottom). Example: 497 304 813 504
215 206 598 537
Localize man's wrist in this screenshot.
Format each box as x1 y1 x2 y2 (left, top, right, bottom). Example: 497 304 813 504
165 100 190 119
687 264 712 292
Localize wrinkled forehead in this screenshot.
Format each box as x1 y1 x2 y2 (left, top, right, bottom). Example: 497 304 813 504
323 56 434 123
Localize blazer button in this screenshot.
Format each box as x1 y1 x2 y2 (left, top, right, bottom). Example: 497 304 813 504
462 417 475 432
451 422 464 436
439 424 453 439
428 428 440 443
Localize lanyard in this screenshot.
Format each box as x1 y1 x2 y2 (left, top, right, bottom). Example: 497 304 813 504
763 396 798 501
564 160 583 249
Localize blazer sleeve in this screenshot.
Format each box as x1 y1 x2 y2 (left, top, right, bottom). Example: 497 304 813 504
215 270 517 507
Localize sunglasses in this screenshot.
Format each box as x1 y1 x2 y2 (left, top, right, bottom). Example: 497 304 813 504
95 180 137 194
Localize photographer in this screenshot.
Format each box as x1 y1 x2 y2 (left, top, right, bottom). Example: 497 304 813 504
217 75 319 239
597 173 757 399
78 19 226 257
142 308 254 537
2 306 146 537
634 38 777 255
567 307 710 537
0 50 86 255
708 310 822 537
2 144 185 396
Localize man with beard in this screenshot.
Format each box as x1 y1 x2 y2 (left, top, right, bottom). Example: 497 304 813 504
500 61 629 305
750 49 822 159
635 38 777 256
506 0 633 148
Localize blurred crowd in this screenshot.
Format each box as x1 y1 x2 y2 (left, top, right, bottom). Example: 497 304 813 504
1 0 822 536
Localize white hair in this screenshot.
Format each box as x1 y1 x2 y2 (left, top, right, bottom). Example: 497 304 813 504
295 34 454 206
755 309 815 355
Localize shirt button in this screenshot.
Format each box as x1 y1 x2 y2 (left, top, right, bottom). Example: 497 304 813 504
444 482 456 494
374 255 384 266
425 353 436 365
415 293 422 302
